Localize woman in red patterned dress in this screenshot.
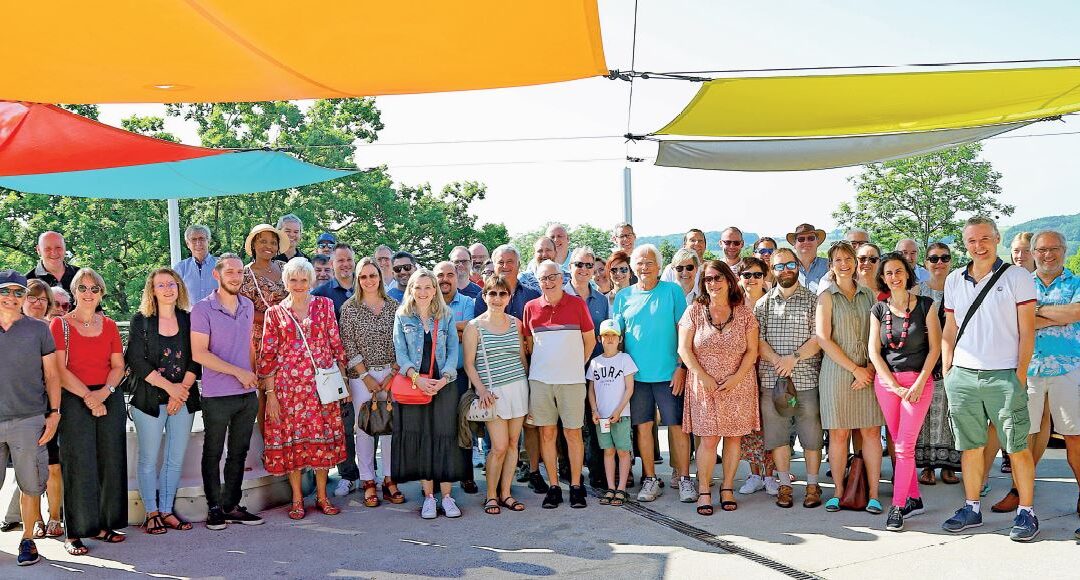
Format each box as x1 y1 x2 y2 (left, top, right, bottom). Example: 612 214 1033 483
258 258 348 520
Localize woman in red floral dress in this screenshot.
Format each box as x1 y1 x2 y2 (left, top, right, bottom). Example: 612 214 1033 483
258 258 348 520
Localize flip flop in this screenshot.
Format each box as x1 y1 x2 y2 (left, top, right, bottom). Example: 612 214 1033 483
94 530 126 543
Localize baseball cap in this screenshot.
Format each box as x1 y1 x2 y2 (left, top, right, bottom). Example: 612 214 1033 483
0 269 28 290
599 319 622 336
317 232 337 244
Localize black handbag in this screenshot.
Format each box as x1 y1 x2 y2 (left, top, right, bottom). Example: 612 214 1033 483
119 317 149 395
357 392 393 436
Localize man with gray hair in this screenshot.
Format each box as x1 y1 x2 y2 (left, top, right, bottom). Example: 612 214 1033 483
895 238 931 282
547 223 571 269
273 214 306 262
844 228 870 250
469 242 489 286
449 246 482 299
174 224 218 302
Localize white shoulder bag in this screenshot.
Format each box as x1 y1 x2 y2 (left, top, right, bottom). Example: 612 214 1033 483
466 321 498 422
285 305 348 405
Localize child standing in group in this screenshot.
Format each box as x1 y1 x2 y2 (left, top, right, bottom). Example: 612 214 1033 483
587 320 637 506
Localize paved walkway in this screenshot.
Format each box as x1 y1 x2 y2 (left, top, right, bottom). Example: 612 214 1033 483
2 441 1077 578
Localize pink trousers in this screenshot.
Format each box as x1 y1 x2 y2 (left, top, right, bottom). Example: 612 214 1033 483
874 371 935 507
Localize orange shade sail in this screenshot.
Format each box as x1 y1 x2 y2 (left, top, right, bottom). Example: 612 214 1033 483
1 1 607 104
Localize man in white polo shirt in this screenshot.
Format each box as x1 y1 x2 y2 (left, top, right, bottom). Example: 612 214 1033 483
522 260 596 510
940 216 1039 541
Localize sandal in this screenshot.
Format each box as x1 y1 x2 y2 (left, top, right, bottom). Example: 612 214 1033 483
143 513 167 535
610 490 628 507
45 519 64 538
383 479 406 504
484 498 501 515
865 498 883 515
288 500 306 520
940 469 960 485
599 490 615 505
64 539 89 556
499 496 526 512
825 497 841 512
720 488 737 512
94 530 126 543
315 497 341 516
696 492 714 516
32 520 46 539
161 513 192 531
362 480 380 508
918 469 937 486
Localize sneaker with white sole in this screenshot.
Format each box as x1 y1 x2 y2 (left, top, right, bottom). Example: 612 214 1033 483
421 496 438 519
739 474 765 495
764 476 781 496
637 477 663 502
333 478 356 497
441 496 461 518
678 476 698 503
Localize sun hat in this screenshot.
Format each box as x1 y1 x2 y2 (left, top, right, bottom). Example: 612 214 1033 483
244 224 289 256
599 319 622 336
0 269 28 290
785 223 827 246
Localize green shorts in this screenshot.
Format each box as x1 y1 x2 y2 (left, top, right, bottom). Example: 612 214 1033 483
944 367 1030 453
596 418 632 451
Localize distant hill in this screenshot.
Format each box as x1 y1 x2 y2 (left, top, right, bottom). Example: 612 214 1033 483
637 230 763 250
1002 213 1080 253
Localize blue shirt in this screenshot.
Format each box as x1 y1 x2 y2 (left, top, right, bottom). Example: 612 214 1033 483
387 284 405 303
459 281 482 299
565 281 609 359
612 281 687 382
311 277 354 319
1030 269 1080 377
474 280 541 320
173 254 218 303
797 256 830 294
444 290 476 368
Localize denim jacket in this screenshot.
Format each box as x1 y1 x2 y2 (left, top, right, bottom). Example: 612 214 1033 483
393 313 459 382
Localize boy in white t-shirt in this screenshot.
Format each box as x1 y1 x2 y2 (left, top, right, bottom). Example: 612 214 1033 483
587 319 637 506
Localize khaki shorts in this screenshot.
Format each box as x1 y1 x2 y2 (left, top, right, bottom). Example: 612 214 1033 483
1027 368 1080 436
945 367 1030 453
529 381 586 429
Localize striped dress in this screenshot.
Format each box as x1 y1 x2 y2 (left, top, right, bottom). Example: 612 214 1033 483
818 283 885 429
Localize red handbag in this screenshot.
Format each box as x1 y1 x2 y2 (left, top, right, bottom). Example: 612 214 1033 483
390 318 439 405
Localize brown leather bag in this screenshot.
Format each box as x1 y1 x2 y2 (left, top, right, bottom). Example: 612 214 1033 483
839 452 869 511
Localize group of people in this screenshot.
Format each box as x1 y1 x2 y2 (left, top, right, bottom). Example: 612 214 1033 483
1 214 1078 567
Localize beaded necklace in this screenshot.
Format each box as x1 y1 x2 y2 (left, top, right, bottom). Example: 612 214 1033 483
885 294 913 349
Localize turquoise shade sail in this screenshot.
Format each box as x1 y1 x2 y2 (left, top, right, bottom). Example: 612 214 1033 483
0 150 356 199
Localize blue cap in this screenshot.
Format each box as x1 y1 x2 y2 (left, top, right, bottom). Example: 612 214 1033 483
0 269 28 289
599 319 621 336
317 232 337 244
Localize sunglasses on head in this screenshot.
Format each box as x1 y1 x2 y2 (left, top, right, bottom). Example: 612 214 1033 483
485 290 510 298
392 264 414 273
674 264 695 272
77 284 103 294
572 262 594 269
739 271 765 279
0 287 27 298
772 261 799 272
610 266 630 274
857 256 880 264
927 254 952 264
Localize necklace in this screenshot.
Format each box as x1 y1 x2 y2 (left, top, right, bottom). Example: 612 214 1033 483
885 294 912 349
705 303 734 332
72 312 94 328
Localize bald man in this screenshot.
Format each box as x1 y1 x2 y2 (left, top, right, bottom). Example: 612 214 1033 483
26 231 78 293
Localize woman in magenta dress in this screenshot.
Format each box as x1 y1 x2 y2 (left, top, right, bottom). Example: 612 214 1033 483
678 260 760 515
258 258 348 520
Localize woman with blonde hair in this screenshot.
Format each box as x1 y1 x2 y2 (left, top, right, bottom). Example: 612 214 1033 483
392 269 467 519
670 248 702 304
127 268 200 534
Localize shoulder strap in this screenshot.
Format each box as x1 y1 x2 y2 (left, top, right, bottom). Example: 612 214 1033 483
60 317 70 367
245 266 271 310
474 320 495 388
283 306 320 372
955 263 1011 346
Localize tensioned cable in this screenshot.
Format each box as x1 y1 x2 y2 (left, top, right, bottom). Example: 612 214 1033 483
624 0 640 163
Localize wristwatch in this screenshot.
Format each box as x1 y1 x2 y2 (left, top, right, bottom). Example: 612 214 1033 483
45 408 59 417
106 385 116 394
357 371 370 380
1035 304 1043 317
793 351 802 361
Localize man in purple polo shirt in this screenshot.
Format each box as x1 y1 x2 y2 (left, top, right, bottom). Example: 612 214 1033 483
191 253 264 531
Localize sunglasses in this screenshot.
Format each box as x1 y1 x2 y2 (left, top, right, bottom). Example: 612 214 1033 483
357 274 380 281
485 290 510 298
610 266 630 274
392 264 414 273
317 242 335 248
857 256 880 264
674 264 695 272
927 254 952 264
702 275 725 284
756 248 774 256
0 287 27 298
795 235 817 243
739 272 765 279
721 240 743 246
77 284 103 294
54 302 71 311
772 261 799 272
573 262 594 269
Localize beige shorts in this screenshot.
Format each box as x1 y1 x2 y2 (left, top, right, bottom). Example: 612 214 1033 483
528 380 586 429
1028 368 1080 436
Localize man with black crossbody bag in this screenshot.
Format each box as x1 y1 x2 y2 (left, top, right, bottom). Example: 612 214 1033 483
940 217 1039 541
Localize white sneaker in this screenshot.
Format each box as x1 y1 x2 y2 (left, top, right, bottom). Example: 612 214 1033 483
333 478 356 497
764 476 780 496
421 496 438 519
637 477 663 502
739 475 765 495
441 496 461 518
678 476 698 503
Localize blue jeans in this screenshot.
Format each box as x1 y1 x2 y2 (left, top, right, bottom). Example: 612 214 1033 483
131 404 194 514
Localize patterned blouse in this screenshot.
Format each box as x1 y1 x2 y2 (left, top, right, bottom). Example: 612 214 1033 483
338 296 400 378
240 262 287 354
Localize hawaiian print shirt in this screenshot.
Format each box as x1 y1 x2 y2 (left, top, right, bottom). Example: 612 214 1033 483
1030 269 1080 377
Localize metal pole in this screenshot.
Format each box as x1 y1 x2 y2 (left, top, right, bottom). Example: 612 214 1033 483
168 198 181 266
622 166 633 224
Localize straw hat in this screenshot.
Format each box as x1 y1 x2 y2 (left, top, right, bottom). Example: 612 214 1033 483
785 223 827 246
244 224 289 256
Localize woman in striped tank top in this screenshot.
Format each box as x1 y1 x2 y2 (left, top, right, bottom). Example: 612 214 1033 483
463 275 531 515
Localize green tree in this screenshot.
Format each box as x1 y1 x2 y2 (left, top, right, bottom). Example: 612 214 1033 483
1067 247 1080 275
832 143 1013 255
511 223 613 262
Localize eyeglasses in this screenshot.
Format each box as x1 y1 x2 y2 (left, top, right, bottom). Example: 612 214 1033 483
538 273 561 283
857 256 880 264
392 264 414 273
1033 247 1063 255
721 240 743 246
485 290 510 298
610 266 630 274
756 248 774 256
772 261 799 272
572 262 594 269
154 282 178 290
795 235 817 244
0 288 27 298
76 284 103 294
739 272 765 279
54 302 71 312
452 259 470 265
615 233 634 240
848 240 866 248
702 275 724 285
927 254 952 263
674 264 695 272
25 295 48 305
357 274 380 281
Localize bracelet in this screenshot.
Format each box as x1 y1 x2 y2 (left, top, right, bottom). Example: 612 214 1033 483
265 389 276 395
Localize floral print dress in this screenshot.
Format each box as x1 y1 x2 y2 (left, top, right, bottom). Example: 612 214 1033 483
257 296 347 474
241 262 287 359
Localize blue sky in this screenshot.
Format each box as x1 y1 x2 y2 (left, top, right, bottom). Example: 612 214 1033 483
99 0 1080 239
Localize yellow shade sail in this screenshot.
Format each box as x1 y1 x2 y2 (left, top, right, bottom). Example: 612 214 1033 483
656 66 1080 137
2 1 607 104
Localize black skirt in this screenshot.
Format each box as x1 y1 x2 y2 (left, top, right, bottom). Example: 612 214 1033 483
392 382 470 483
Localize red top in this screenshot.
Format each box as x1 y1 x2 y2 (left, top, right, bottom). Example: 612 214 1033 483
50 316 123 386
